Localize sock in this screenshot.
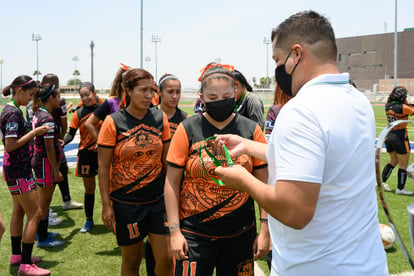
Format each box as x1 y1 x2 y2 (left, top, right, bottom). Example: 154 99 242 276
37 219 49 242
398 168 407 190
382 163 394 182
58 162 71 202
11 236 22 255
21 242 34 264
84 193 95 221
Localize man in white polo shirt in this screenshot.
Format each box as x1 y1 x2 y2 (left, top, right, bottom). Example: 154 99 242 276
214 10 388 276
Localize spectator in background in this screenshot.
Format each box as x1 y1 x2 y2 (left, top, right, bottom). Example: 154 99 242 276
382 86 414 194
265 84 292 141
232 69 265 130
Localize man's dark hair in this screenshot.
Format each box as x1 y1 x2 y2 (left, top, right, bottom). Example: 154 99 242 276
271 10 337 61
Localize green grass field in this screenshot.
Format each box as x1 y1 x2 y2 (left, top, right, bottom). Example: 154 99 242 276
0 99 414 275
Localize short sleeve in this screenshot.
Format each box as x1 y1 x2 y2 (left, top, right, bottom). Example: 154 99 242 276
60 99 67 118
94 100 111 121
166 123 189 168
98 116 117 148
43 119 55 139
3 112 20 138
69 111 80 130
161 112 171 143
252 125 267 168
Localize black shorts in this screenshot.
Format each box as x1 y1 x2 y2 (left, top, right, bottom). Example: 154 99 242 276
76 149 98 177
385 131 410 154
112 199 168 246
175 226 256 276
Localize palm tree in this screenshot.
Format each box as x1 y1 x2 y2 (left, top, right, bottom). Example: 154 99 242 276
73 70 81 91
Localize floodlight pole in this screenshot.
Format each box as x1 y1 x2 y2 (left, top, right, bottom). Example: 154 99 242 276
90 40 95 85
263 37 272 87
152 35 161 81
140 0 144 68
394 0 398 87
32 33 42 81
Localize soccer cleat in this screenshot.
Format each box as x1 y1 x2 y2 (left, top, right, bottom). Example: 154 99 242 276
407 163 414 180
17 264 50 276
382 183 392 192
48 216 62 226
80 220 94 233
48 208 57 218
35 231 61 241
10 254 42 266
37 237 64 248
395 188 414 195
62 200 84 210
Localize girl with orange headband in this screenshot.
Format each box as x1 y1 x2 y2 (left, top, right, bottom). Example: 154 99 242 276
164 65 270 275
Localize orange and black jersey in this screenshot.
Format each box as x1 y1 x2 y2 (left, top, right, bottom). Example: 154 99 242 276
65 104 101 151
160 107 189 137
166 114 267 238
98 108 171 204
385 102 414 132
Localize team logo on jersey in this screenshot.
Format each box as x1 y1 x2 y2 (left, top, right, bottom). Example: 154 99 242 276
5 122 18 132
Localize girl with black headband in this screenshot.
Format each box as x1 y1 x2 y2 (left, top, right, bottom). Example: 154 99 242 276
1 75 51 275
32 83 65 249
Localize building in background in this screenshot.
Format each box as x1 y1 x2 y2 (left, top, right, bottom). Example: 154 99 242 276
336 28 414 94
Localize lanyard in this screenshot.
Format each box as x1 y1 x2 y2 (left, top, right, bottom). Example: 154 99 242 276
40 106 51 114
10 99 23 114
234 90 247 112
10 99 30 133
199 136 233 186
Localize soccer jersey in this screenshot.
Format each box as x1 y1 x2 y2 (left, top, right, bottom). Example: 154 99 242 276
69 104 101 151
165 107 189 137
166 114 267 237
32 107 61 162
52 98 67 138
94 97 122 121
235 92 265 130
0 103 32 181
98 107 171 204
265 104 281 140
385 102 414 132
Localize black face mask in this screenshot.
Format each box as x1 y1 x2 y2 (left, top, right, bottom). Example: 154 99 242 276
204 98 235 122
275 49 300 97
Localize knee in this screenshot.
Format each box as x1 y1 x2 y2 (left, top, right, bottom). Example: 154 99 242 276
27 206 43 222
154 256 173 276
122 254 141 270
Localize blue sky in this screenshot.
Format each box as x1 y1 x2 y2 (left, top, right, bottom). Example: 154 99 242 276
0 0 413 90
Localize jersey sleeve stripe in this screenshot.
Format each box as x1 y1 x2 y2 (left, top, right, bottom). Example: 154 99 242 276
253 164 268 170
98 144 115 149
166 160 185 169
